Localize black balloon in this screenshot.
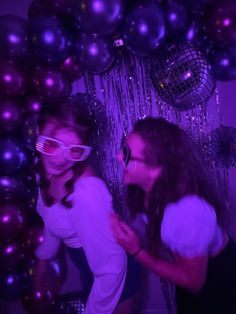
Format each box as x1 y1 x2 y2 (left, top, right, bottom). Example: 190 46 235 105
24 96 43 114
204 0 236 46
0 15 29 60
22 289 55 314
0 269 26 301
28 0 49 19
0 99 23 133
122 2 166 56
0 176 28 199
208 45 236 81
0 61 28 97
74 34 116 73
0 240 26 271
28 15 72 64
31 65 71 101
0 201 27 241
61 56 84 81
165 0 191 37
77 0 124 36
0 137 28 175
22 225 44 255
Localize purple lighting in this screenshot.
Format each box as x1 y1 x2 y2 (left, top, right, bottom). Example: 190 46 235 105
8 34 19 44
139 23 148 34
89 45 98 56
2 215 10 223
92 0 104 13
223 18 231 27
7 276 14 284
3 111 11 119
4 74 12 82
169 13 177 21
220 58 230 66
45 78 54 86
43 31 55 44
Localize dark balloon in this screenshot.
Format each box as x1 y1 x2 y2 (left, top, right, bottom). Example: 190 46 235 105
0 240 26 271
61 56 84 81
151 43 215 110
0 176 28 199
0 62 28 97
21 226 44 255
31 65 71 101
208 45 236 81
22 289 55 314
0 137 28 175
74 34 116 73
46 0 79 16
0 269 26 301
0 15 29 60
28 0 50 19
77 0 124 36
23 114 39 150
0 201 27 241
204 0 236 46
0 99 23 133
165 0 191 37
24 96 43 114
28 15 72 64
122 2 166 56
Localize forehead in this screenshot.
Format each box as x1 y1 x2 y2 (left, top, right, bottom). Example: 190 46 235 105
126 132 146 156
40 122 82 145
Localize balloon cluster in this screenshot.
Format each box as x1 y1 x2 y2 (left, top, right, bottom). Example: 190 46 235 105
0 0 235 309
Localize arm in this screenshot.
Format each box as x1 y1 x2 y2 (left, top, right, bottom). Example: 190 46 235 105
68 179 127 314
110 214 208 292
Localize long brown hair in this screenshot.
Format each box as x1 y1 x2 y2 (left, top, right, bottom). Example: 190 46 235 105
35 97 94 208
127 117 228 253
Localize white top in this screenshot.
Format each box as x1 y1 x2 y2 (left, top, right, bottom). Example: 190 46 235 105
35 176 127 314
161 195 224 258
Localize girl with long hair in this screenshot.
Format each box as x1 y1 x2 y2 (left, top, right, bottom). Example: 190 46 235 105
34 98 138 314
111 117 236 314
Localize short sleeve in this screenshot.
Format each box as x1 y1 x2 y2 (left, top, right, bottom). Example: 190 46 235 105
161 195 218 258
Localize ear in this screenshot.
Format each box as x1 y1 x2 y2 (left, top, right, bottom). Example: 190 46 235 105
149 166 162 181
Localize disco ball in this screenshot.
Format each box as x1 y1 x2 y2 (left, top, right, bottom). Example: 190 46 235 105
150 43 215 110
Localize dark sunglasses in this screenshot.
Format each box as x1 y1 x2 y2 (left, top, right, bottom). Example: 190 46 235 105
121 143 146 167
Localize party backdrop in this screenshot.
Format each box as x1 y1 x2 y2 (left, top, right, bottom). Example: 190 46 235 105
0 0 236 313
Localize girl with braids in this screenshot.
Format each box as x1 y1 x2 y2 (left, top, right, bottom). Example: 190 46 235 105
34 98 139 314
111 117 236 314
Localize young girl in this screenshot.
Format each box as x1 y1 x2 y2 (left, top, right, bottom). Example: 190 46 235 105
34 98 138 314
111 117 236 314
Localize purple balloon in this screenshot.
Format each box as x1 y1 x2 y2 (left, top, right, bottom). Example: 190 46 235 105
208 45 236 81
23 114 39 150
22 289 55 313
22 226 44 255
31 65 71 101
77 0 124 35
204 0 236 46
28 15 72 64
0 176 28 199
0 240 26 271
24 96 43 114
0 269 26 301
123 2 166 56
74 34 116 73
0 15 29 60
46 0 79 16
0 137 28 175
28 0 50 19
0 201 27 241
61 56 84 81
0 99 23 133
0 61 28 97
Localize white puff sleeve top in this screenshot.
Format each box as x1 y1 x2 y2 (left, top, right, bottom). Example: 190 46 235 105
35 176 127 314
161 195 224 258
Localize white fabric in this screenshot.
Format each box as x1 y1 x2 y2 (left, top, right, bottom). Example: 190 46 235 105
161 195 224 258
35 176 127 314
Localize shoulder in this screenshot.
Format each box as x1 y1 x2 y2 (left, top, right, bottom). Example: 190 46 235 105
161 195 218 257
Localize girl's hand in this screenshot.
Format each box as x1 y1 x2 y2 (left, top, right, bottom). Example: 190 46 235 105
110 213 141 255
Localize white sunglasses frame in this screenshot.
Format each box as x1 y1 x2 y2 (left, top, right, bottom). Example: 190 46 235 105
36 135 92 162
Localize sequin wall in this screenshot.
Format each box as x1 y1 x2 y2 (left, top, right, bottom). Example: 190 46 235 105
72 51 227 218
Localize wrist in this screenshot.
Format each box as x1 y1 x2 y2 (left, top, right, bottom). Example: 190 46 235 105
131 246 142 258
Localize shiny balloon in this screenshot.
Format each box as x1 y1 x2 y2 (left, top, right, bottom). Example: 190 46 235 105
22 289 55 314
122 2 166 56
21 226 44 255
28 0 50 19
204 0 236 46
0 269 26 301
183 21 211 52
61 56 84 81
165 0 191 37
28 15 72 64
0 61 28 97
208 45 236 81
0 137 28 175
0 201 27 241
46 0 79 16
0 176 28 199
0 99 23 133
0 240 26 271
0 15 29 60
74 34 116 73
24 96 43 114
77 0 124 36
23 114 39 150
31 65 71 101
